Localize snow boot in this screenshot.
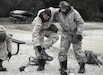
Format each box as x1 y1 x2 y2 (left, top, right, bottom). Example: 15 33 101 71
37 46 53 61
37 59 46 71
0 60 7 71
78 63 85 73
59 60 67 75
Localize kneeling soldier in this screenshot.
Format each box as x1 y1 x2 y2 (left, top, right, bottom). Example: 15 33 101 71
0 25 12 71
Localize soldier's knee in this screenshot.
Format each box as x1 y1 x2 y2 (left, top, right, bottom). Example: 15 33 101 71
58 52 67 62
58 56 67 62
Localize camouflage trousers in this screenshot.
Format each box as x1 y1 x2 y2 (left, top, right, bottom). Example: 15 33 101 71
58 34 87 63
34 30 59 58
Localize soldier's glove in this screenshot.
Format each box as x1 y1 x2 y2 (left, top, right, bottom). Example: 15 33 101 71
37 46 42 51
37 46 53 61
48 24 58 33
7 52 12 60
72 34 83 44
77 35 83 41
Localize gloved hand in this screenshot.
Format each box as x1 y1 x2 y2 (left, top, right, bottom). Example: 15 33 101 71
72 34 83 44
48 24 58 33
37 46 42 51
7 52 12 59
77 35 83 41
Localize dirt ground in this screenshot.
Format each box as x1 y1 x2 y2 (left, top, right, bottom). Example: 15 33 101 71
0 18 103 75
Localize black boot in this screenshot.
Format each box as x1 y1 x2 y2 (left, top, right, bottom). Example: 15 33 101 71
59 60 67 75
78 63 85 73
40 49 53 61
37 59 46 71
37 46 53 61
0 60 7 71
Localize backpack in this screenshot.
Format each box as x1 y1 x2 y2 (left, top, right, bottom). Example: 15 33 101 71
84 50 102 66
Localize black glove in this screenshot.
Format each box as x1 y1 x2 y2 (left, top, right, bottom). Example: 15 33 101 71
37 46 42 51
7 52 12 59
77 35 83 41
72 34 83 44
48 24 58 33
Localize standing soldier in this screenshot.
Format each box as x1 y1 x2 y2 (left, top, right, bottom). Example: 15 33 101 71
32 7 59 71
58 1 87 75
0 25 12 71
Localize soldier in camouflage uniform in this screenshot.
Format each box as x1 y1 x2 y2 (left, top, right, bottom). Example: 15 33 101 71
58 1 87 75
32 7 59 71
0 25 12 71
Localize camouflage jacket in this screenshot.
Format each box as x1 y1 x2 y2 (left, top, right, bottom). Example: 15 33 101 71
32 7 59 47
58 7 84 35
0 25 12 60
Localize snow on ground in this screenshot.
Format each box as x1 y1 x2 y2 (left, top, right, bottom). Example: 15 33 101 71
0 20 103 75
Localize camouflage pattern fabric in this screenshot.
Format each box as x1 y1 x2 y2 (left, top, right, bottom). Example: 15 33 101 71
58 7 87 63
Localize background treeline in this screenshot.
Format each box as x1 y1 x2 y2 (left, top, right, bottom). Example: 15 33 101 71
0 0 103 22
